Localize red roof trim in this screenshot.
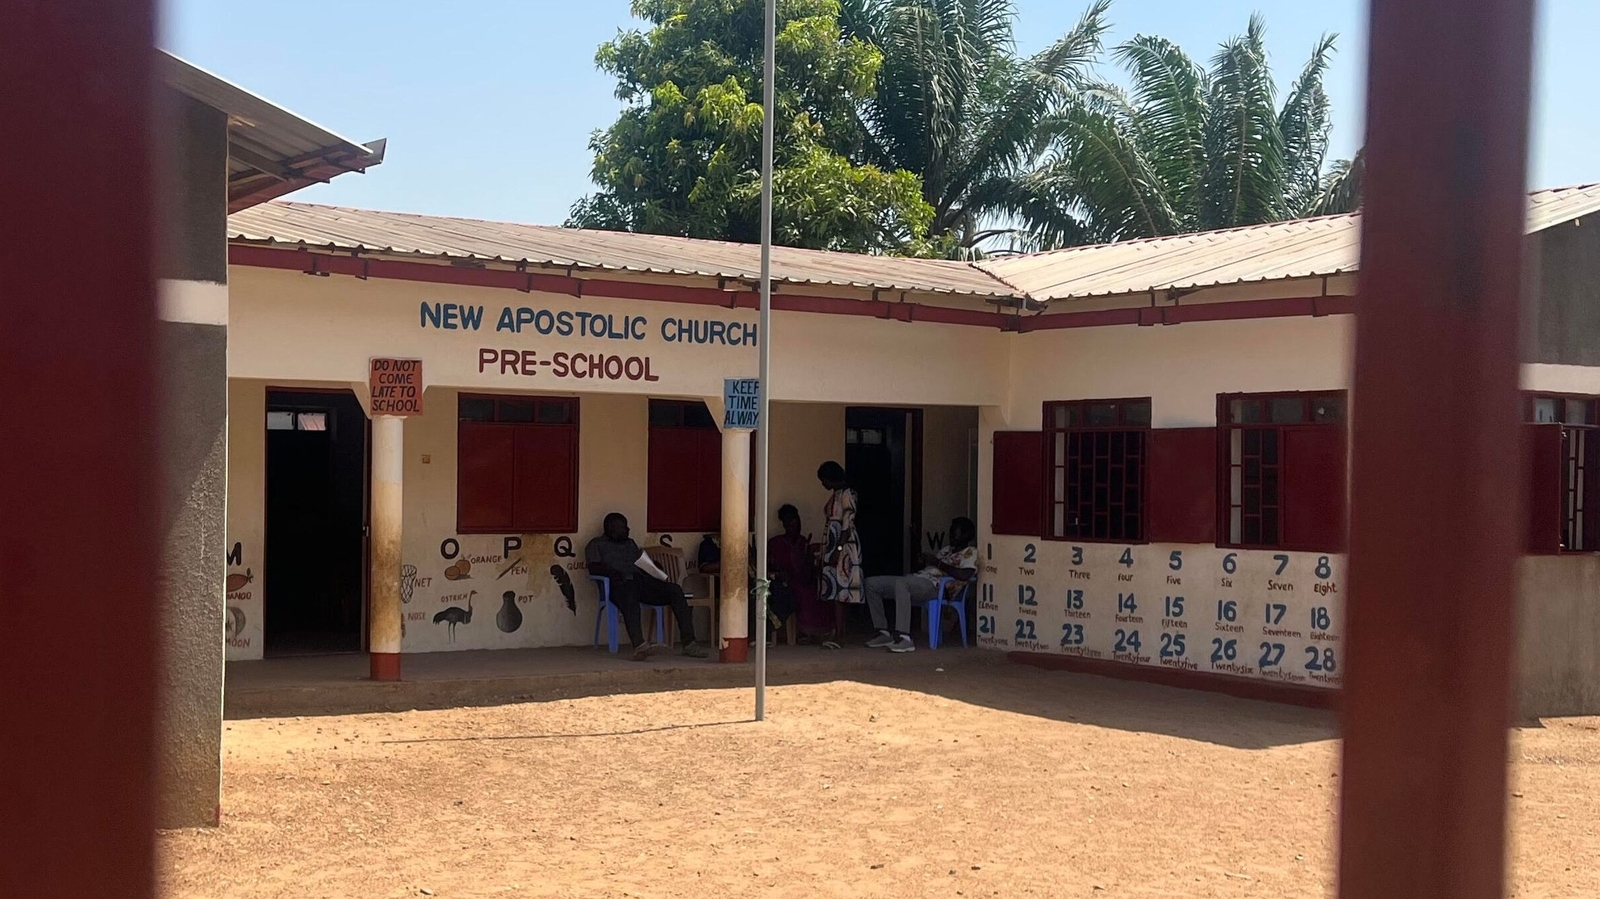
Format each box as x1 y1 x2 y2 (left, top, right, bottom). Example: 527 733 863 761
1017 294 1357 332
228 244 1357 332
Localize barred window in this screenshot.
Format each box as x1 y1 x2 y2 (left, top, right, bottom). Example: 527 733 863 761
1220 392 1346 551
1042 399 1151 542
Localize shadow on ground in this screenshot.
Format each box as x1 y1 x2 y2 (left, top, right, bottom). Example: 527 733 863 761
224 645 1336 751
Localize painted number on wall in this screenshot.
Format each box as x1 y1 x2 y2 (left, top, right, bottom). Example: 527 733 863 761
1159 633 1187 658
1259 642 1286 668
1304 647 1338 671
1211 638 1238 663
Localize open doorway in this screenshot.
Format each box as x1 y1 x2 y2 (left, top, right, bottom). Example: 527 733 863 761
845 407 923 577
264 389 368 656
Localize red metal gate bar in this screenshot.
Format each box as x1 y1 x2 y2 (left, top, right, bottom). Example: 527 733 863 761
0 3 160 899
1339 0 1536 897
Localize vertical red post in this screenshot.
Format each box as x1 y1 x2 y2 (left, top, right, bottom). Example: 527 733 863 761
0 3 160 899
1340 0 1536 897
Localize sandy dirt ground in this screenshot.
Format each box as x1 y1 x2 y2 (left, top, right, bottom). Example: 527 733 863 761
160 663 1600 898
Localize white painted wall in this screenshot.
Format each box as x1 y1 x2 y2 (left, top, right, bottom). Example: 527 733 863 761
979 317 1354 689
228 267 1009 408
224 379 265 660
764 402 846 541
922 405 979 540
1523 363 1600 395
1005 316 1355 429
397 388 643 652
977 538 1344 687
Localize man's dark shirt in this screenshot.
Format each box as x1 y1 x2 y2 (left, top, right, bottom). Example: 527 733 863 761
586 536 643 580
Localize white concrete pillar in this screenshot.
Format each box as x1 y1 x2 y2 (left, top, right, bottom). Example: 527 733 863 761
719 427 751 662
369 414 404 680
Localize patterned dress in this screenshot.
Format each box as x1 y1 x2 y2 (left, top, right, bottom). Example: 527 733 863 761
820 487 863 604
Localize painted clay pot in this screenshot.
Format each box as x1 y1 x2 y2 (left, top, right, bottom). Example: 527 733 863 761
496 590 523 633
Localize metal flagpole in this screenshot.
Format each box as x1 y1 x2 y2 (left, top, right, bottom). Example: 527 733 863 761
754 0 775 722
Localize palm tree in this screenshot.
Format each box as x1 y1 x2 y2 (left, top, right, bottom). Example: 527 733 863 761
1312 147 1365 216
839 0 1111 254
1026 14 1362 247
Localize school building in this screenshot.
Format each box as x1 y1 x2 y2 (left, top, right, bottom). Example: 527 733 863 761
217 184 1600 721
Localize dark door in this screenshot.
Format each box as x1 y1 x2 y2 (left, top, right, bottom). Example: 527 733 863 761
845 408 923 577
264 390 369 656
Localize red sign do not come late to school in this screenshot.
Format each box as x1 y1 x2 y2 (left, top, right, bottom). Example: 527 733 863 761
369 357 424 416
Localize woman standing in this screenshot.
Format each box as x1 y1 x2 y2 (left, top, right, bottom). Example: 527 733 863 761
816 461 861 649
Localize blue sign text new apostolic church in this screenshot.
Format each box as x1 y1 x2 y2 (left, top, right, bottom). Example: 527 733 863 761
724 378 760 430
419 302 757 347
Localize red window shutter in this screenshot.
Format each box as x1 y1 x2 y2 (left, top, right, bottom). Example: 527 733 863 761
1282 426 1348 552
992 431 1043 536
458 422 514 532
1526 423 1564 553
1147 427 1217 544
512 426 578 532
697 427 724 533
647 427 696 532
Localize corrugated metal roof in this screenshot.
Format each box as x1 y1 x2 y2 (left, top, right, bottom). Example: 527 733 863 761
160 52 385 212
977 183 1600 301
228 201 1024 300
227 184 1600 305
1527 182 1600 231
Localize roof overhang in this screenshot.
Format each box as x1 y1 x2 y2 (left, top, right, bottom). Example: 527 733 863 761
159 51 385 212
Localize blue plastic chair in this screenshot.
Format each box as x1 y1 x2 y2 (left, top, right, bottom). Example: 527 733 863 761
590 575 665 653
921 576 972 649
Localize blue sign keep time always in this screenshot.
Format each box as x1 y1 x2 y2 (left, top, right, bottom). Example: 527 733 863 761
723 378 760 430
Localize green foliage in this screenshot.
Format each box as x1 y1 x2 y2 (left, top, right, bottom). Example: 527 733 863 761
1031 15 1363 245
1312 147 1364 217
571 1 1363 255
569 0 936 254
841 0 1111 252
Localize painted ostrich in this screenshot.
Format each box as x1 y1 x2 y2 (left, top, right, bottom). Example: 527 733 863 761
434 590 475 642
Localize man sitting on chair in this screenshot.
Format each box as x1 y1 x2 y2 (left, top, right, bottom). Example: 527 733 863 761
864 517 978 653
585 512 709 661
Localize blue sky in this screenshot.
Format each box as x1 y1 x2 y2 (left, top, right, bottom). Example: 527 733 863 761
166 0 1596 225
